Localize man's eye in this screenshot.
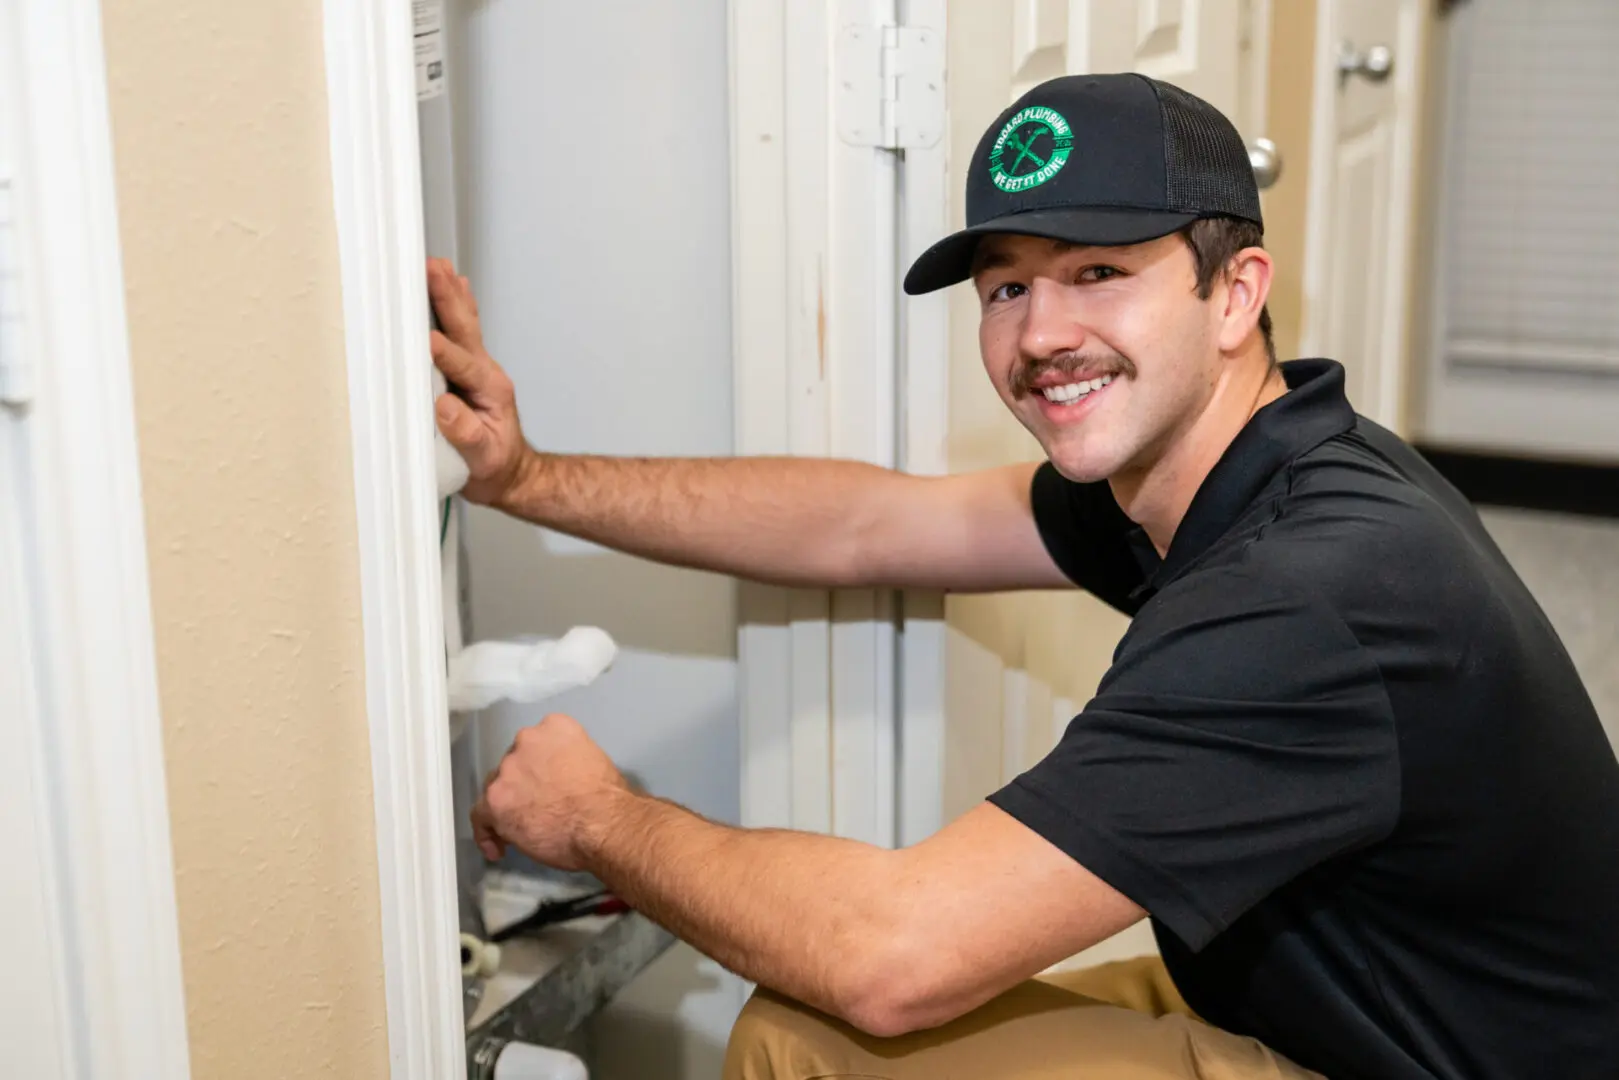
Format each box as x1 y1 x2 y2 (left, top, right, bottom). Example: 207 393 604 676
1079 266 1123 283
989 282 1027 303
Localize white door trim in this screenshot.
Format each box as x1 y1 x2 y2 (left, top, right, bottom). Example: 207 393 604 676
322 3 466 1077
731 0 934 848
1377 0 1424 434
729 0 830 836
0 2 191 1077
896 0 951 847
1297 0 1336 362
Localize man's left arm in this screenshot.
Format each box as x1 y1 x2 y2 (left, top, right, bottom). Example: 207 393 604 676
474 714 1144 1037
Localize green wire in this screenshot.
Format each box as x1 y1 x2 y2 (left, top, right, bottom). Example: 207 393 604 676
441 496 453 675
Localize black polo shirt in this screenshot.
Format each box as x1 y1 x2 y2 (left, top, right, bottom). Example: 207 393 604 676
990 360 1619 1080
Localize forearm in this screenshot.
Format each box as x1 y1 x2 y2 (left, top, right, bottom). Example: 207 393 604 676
580 788 907 1024
495 449 906 588
429 267 1058 591
481 717 1143 1039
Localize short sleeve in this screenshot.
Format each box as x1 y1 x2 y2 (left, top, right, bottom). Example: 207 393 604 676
1029 462 1148 615
988 563 1400 951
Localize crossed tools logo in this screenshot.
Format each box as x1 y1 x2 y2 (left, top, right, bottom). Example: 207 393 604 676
988 106 1074 193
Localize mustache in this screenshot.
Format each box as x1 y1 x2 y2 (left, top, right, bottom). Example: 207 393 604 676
1009 350 1137 400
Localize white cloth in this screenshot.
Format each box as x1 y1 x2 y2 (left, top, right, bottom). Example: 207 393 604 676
446 626 618 713
432 364 471 499
435 429 471 499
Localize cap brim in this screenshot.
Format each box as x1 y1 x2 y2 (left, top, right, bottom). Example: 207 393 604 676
902 207 1200 295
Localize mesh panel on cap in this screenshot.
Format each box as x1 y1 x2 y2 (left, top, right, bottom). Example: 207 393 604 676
1152 80 1262 224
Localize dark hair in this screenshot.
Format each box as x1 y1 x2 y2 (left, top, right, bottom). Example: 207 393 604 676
1179 216 1275 365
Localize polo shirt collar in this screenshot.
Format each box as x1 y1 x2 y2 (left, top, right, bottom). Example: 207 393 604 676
1128 359 1357 601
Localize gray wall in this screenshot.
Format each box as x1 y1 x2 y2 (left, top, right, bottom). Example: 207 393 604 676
448 0 744 1073
1480 508 1619 751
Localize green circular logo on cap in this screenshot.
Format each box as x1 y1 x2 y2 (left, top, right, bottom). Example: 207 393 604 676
989 106 1074 193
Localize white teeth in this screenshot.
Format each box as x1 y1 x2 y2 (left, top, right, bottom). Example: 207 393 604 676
1041 374 1114 404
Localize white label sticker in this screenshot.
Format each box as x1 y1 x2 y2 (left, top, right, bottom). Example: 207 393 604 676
413 0 446 102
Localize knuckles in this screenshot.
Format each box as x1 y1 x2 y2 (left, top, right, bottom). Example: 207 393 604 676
486 774 520 817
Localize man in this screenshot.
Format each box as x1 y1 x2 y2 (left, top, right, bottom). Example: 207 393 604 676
430 75 1619 1079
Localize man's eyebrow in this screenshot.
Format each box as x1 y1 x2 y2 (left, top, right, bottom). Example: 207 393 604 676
971 238 1088 276
972 247 1016 274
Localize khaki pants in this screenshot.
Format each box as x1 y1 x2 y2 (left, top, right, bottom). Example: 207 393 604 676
723 956 1324 1079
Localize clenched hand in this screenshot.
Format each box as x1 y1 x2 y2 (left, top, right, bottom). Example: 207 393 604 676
471 713 631 872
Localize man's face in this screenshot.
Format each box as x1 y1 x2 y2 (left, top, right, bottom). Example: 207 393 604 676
973 233 1225 485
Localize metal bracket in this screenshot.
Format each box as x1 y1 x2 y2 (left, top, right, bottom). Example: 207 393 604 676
835 23 945 150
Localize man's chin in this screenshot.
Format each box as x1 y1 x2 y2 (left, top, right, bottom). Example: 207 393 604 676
1043 449 1118 486
1025 413 1131 484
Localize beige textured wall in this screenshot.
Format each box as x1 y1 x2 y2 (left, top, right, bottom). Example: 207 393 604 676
100 2 390 1077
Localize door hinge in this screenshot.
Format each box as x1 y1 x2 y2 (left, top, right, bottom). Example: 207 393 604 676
835 23 944 150
0 175 30 408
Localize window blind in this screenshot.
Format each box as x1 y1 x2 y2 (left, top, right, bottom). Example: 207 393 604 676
1440 0 1619 375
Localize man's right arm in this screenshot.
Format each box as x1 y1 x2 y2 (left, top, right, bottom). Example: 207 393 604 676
428 259 1070 593
494 450 1069 592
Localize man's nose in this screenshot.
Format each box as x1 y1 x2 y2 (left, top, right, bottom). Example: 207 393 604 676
1017 279 1089 363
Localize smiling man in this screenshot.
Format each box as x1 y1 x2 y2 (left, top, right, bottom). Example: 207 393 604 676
431 75 1619 1079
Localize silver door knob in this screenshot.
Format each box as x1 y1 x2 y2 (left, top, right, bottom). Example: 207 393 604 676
1338 40 1394 85
1248 137 1282 189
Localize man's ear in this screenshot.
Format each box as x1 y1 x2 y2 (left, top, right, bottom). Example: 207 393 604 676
1217 246 1273 354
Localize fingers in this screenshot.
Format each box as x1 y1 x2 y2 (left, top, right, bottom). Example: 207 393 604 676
429 329 514 412
471 795 506 861
435 392 488 456
431 332 516 420
427 258 483 349
429 328 488 391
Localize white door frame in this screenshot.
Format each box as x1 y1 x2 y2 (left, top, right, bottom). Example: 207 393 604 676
731 0 890 844
321 2 467 1078
0 2 191 1077
729 0 955 849
895 0 952 847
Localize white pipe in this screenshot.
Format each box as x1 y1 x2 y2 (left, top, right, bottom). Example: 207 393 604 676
492 1042 589 1080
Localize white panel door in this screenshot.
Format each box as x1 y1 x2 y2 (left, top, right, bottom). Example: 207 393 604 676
1300 0 1424 429
1073 0 1251 126
1003 0 1244 106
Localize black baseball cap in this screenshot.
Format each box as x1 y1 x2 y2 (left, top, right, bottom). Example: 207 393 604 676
903 73 1262 296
